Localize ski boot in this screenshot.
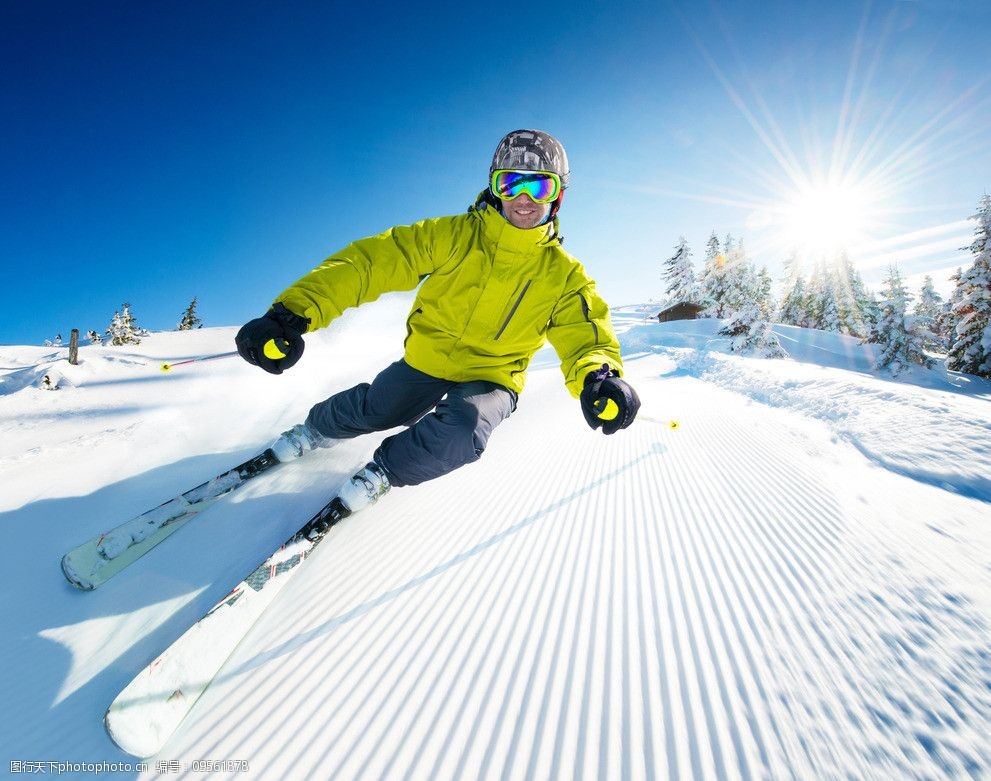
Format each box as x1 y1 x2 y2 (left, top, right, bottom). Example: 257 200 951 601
269 422 337 463
338 462 391 514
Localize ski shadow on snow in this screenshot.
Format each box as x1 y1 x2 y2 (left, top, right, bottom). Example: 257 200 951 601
69 374 199 390
80 445 670 732
0 446 357 767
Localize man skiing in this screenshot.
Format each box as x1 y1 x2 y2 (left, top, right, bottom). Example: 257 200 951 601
235 129 640 516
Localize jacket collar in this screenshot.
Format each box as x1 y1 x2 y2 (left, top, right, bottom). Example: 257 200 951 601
469 190 562 250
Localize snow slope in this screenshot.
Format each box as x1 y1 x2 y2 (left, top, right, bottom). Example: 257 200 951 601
1 298 989 780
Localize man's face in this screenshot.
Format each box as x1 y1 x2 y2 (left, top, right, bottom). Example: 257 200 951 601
501 191 552 230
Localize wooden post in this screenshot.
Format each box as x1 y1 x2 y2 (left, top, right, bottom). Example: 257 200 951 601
68 329 79 365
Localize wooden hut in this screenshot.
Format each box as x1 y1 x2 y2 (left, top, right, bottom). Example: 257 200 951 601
656 302 704 323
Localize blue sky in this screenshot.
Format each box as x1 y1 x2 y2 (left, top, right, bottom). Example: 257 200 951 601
2 0 989 346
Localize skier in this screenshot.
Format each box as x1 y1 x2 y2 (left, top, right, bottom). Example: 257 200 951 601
235 129 640 516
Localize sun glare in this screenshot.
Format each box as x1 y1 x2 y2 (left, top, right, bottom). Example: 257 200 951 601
778 181 877 260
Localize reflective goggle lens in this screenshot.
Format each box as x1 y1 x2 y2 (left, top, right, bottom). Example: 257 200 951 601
490 170 561 204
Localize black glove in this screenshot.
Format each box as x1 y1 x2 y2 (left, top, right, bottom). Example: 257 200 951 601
580 364 641 435
235 303 309 374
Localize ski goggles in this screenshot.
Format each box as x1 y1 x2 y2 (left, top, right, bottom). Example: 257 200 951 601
489 170 562 204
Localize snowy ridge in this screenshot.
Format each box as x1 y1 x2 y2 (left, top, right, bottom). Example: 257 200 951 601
2 299 990 779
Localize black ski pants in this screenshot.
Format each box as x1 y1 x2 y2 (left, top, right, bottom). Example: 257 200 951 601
304 359 517 488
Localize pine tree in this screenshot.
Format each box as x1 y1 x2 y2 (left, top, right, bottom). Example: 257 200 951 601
873 267 934 375
778 253 808 327
697 232 722 317
804 264 826 328
779 276 808 326
177 297 203 330
937 268 964 352
719 298 786 358
819 275 841 332
914 275 945 352
86 329 103 345
106 302 145 346
860 286 881 341
756 266 775 319
833 254 870 337
802 262 841 331
915 275 943 320
947 195 991 377
662 238 698 304
720 245 754 318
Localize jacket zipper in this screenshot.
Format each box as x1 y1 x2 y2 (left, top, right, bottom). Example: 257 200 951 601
495 280 532 340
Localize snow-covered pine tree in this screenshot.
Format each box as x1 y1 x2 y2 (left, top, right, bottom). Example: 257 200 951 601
106 312 126 346
914 275 943 320
720 243 755 318
177 297 203 330
719 298 786 357
86 329 103 345
873 266 934 375
106 303 145 346
914 275 945 352
106 312 124 345
756 266 775 319
778 253 808 327
937 268 964 353
662 238 698 304
803 264 824 328
804 262 840 331
697 232 722 317
860 286 881 341
820 276 840 332
833 253 870 337
946 196 991 378
779 277 808 326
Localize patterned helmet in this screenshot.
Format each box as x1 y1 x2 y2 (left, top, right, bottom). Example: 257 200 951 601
489 129 570 189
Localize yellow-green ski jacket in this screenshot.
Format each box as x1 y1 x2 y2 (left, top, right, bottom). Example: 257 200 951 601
275 197 623 398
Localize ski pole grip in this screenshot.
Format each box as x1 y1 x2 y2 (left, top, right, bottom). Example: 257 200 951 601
593 397 620 421
262 338 290 361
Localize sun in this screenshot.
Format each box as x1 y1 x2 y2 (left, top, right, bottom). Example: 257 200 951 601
777 180 879 261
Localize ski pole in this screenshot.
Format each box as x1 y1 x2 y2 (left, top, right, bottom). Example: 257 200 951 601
639 414 681 430
159 338 290 372
593 401 680 430
160 351 238 372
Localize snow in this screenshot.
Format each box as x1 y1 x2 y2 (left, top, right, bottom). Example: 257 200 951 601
2 297 990 779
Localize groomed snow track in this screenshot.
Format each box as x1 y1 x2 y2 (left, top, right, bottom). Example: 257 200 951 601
161 357 990 779
3 319 989 780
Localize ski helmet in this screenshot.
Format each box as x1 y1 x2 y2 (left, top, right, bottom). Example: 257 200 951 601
489 129 570 188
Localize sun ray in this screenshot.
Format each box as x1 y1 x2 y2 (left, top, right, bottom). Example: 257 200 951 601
868 79 990 186
650 1 989 288
669 1 812 190
832 0 884 179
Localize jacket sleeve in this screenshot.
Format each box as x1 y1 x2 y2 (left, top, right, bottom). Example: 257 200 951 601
274 216 457 330
546 271 624 398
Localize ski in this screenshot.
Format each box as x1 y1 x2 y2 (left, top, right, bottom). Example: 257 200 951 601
104 494 351 758
61 449 282 590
